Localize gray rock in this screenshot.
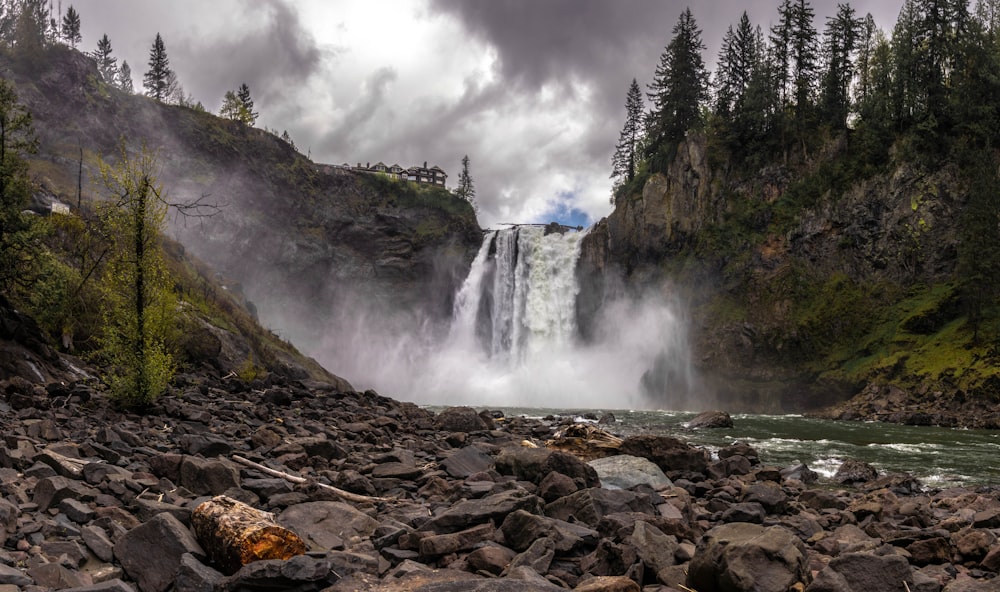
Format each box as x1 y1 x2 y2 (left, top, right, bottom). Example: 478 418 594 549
495 447 599 488
441 446 494 479
499 509 598 553
545 487 656 527
588 455 672 490
781 461 819 484
629 520 678 584
175 553 225 592
81 524 116 562
834 459 879 485
29 562 86 589
114 512 205 592
506 536 555 575
178 434 232 458
742 481 788 514
178 456 240 496
721 502 766 524
806 552 915 592
420 489 544 534
223 556 337 590
32 475 99 511
0 563 31 586
434 407 488 432
619 435 710 475
279 501 378 550
466 545 516 576
419 523 495 557
687 522 810 592
686 410 734 429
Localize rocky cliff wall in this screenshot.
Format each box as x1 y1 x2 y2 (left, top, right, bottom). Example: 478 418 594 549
582 133 971 413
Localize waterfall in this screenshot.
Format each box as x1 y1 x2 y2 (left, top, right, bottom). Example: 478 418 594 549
451 225 586 364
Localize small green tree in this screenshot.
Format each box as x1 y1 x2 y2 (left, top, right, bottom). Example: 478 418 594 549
0 78 39 294
61 5 80 48
455 154 477 212
98 140 175 407
219 89 240 120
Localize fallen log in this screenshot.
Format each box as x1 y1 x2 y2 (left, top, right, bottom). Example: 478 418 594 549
192 495 307 575
231 454 393 504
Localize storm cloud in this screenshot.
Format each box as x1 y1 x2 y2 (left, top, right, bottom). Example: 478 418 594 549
69 0 904 227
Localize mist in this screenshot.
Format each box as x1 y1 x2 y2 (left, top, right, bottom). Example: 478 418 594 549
268 226 700 411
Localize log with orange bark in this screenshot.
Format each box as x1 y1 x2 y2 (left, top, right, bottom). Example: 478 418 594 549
191 495 307 574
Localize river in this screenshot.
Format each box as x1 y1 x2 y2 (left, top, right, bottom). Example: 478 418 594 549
496 409 1000 489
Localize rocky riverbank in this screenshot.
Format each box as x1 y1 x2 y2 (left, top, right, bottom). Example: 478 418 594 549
2 375 1000 592
812 382 1000 430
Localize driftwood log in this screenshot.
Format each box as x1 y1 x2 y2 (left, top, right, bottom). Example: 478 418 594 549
191 495 306 574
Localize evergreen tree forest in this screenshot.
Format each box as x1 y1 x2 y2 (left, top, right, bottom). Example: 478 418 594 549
614 0 1000 186
612 0 1000 343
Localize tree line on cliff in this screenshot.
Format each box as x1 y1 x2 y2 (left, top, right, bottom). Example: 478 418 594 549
611 0 1000 340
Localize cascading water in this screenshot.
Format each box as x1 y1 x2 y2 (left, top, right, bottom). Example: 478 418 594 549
425 224 695 409
450 226 586 363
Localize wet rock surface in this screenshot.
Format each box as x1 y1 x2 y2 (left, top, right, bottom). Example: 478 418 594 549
2 375 1000 591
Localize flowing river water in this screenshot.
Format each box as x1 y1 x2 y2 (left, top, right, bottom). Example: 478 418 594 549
493 408 1000 490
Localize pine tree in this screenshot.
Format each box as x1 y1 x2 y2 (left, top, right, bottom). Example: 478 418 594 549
645 7 709 171
93 33 117 84
143 33 175 102
60 4 79 48
0 79 39 293
118 60 133 94
455 154 477 212
854 13 878 108
611 78 644 193
97 140 176 407
236 83 258 127
820 3 862 129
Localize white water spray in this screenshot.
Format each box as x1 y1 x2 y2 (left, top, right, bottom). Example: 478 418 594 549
306 224 695 409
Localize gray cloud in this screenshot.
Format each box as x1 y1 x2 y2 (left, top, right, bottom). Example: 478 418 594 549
68 0 907 227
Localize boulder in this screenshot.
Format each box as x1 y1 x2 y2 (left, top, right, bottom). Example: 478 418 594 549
420 489 544 534
545 487 656 527
687 523 810 592
278 501 378 550
742 481 788 514
588 455 671 490
686 410 734 429
780 461 819 484
441 446 494 479
806 552 916 592
466 545 516 576
178 456 240 496
619 435 709 475
114 513 206 592
834 459 879 485
629 520 678 583
499 509 598 553
433 407 487 432
495 447 599 488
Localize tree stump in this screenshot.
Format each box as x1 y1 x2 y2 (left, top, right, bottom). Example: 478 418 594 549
192 495 306 574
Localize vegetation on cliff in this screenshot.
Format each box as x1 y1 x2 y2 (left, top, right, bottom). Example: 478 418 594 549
602 0 1000 413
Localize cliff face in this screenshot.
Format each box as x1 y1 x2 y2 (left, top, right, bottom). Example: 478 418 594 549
8 46 482 369
582 132 975 413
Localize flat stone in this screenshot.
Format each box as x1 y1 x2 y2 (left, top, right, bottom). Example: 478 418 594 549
419 523 495 557
420 489 544 534
279 501 378 550
441 446 494 479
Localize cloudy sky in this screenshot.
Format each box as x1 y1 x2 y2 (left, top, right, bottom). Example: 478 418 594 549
71 0 903 228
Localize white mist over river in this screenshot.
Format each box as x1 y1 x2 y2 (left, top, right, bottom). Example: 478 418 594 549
314 225 695 409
